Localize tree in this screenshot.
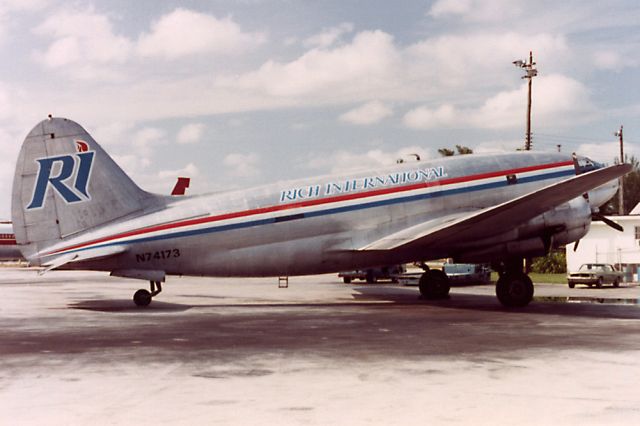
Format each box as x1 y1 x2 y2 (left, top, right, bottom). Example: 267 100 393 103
438 145 473 157
531 250 566 273
601 155 640 215
455 145 473 155
437 148 455 157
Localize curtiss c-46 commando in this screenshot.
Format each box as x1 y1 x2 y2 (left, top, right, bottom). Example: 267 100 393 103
11 117 631 307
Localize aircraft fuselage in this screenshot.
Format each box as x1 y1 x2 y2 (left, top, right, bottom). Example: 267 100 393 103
37 151 601 277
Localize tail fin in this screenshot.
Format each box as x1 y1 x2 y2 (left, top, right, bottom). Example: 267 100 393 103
11 117 163 261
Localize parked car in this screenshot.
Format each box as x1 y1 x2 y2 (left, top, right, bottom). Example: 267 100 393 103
443 263 491 285
567 263 624 288
339 265 406 284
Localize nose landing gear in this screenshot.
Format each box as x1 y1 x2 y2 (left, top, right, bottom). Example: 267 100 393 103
133 281 162 307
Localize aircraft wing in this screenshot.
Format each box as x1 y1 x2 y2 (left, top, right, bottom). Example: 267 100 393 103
361 163 631 251
39 245 128 275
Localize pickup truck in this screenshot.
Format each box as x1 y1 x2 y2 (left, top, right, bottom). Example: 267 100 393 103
567 263 624 288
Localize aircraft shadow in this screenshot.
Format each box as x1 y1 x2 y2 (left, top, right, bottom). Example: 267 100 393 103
68 299 193 313
67 286 640 320
352 285 640 320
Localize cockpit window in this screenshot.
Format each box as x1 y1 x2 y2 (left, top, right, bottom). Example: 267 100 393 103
573 155 604 175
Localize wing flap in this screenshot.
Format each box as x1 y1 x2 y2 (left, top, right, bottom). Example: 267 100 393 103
360 163 631 251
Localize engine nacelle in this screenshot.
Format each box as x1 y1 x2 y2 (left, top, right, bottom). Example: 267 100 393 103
455 196 591 263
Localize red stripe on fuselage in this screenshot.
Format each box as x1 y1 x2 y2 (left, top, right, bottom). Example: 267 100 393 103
46 160 574 255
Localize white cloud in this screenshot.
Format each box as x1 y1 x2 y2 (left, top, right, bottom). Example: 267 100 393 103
137 8 264 59
33 9 132 67
110 126 165 179
0 0 49 11
428 0 473 17
405 32 568 90
340 101 392 125
592 50 638 71
0 84 10 119
576 141 638 165
306 146 434 174
218 30 400 99
403 104 458 129
303 22 354 48
177 123 205 144
91 121 135 148
428 0 524 22
158 162 200 180
224 152 260 178
404 74 594 131
473 139 523 153
132 127 166 158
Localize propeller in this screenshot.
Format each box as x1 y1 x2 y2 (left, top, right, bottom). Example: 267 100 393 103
574 213 623 252
592 212 624 232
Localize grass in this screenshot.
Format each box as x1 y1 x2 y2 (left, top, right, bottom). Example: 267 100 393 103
490 272 567 285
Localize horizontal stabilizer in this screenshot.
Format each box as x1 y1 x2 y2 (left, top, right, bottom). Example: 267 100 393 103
361 163 632 251
39 245 127 275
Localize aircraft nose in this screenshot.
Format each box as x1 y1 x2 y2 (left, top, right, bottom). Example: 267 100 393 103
588 178 620 210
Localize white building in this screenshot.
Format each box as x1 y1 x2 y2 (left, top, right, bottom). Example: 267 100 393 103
566 207 640 280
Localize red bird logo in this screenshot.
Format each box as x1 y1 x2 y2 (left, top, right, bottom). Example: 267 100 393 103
75 140 89 152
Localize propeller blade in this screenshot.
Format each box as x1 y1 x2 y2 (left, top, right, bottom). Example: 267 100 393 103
592 213 624 232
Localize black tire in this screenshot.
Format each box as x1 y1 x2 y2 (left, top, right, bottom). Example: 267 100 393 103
568 281 575 289
343 277 352 284
613 278 620 288
596 277 603 288
496 273 534 308
133 289 152 307
366 271 376 284
419 270 450 299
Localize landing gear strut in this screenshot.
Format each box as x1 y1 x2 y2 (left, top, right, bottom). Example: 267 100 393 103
495 260 534 308
133 281 162 307
419 269 450 300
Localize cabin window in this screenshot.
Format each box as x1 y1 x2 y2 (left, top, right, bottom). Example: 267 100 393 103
635 226 640 240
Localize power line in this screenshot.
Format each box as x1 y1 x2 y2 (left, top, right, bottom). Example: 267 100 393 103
534 133 638 146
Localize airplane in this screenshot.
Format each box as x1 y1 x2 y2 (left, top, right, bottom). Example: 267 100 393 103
10 117 631 307
0 221 21 260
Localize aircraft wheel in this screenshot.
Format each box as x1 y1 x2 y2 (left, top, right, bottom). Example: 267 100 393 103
568 281 575 289
133 289 152 307
496 273 533 308
419 269 450 299
366 271 376 284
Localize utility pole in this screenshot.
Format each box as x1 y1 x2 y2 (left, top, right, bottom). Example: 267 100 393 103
615 125 624 215
513 51 537 150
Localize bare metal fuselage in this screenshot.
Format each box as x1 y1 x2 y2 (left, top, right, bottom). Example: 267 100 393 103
40 151 606 278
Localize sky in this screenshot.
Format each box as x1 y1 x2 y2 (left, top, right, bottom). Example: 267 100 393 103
0 0 639 219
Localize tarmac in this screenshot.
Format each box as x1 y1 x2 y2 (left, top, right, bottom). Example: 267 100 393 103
1 267 640 425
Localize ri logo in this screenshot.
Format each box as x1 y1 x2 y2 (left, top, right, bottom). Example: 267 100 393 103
26 140 95 210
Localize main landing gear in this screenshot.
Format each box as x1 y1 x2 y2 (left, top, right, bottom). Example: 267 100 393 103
133 281 162 307
418 268 451 300
494 260 534 308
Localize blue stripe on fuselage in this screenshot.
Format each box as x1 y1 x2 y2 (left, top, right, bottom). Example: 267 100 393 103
63 168 575 254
